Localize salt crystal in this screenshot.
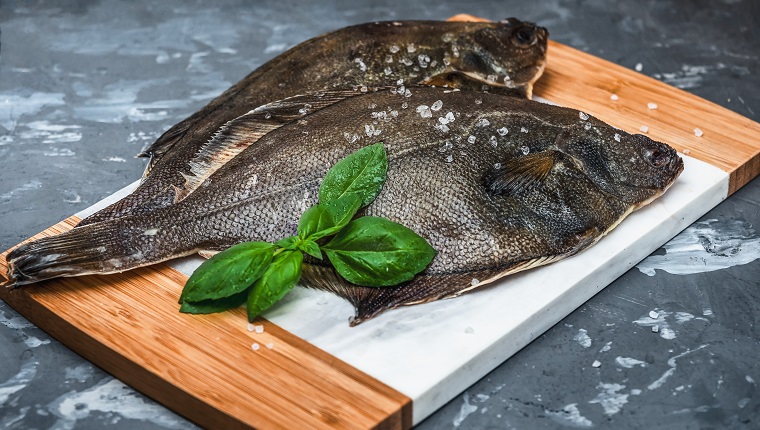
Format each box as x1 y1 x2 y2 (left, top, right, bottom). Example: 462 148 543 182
592 360 602 368
389 45 400 53
467 135 476 144
471 278 480 286
520 145 530 155
255 325 264 333
266 343 274 350
497 127 509 136
635 62 643 72
407 43 416 53
610 94 619 101
247 323 255 332
584 122 592 130
649 310 659 319
647 102 658 110
474 99 482 105
579 111 589 120
652 325 660 333
520 127 528 133
384 67 392 76
683 149 691 155
494 163 502 169
385 55 393 63
693 128 703 137
614 133 621 142
489 136 498 147
486 74 497 83
416 105 432 118
640 125 649 133
464 326 475 334
431 100 443 111
476 118 490 127
252 343 260 351
445 154 453 163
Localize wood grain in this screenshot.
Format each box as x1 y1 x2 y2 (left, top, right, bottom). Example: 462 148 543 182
0 217 412 430
2 15 760 430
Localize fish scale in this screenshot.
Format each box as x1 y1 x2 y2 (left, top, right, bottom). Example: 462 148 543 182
5 87 682 324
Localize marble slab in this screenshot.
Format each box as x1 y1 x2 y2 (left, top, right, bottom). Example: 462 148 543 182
76 153 728 424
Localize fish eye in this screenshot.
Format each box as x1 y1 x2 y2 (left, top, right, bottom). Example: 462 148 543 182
512 26 536 47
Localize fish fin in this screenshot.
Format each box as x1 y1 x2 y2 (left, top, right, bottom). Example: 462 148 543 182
483 151 559 195
198 250 220 259
420 71 529 98
301 262 507 325
176 89 366 201
136 124 189 177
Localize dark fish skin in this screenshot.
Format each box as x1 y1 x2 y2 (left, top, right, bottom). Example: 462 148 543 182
5 87 682 324
76 18 548 227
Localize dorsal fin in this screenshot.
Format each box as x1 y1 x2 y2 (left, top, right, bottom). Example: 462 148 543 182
483 150 560 195
174 89 366 202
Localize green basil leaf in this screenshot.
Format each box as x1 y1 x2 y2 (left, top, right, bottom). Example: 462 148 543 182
276 235 300 250
298 193 362 241
319 142 387 207
179 289 249 314
247 250 303 322
298 239 322 260
322 216 436 287
180 241 274 303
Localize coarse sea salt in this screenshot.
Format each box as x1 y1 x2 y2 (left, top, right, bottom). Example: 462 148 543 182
640 125 649 133
610 94 619 101
252 343 260 351
647 102 658 110
254 324 265 334
649 310 659 319
266 343 274 350
247 323 255 332
592 360 602 368
694 128 704 137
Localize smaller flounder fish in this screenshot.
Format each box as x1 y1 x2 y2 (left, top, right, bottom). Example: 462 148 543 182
76 18 548 227
4 87 682 325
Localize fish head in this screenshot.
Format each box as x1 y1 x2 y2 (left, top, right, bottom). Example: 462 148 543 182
558 124 684 207
447 18 548 96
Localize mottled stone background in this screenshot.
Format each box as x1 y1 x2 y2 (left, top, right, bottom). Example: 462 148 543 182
0 0 758 428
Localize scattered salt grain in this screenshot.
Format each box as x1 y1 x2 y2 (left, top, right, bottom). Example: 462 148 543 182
431 100 443 111
416 105 432 118
494 163 502 169
579 111 589 120
497 127 508 136
652 325 660 333
252 343 260 351
464 326 475 334
647 102 658 110
266 343 274 350
614 133 621 142
389 45 400 53
520 145 530 155
693 128 704 137
610 94 619 101
520 127 528 133
467 135 476 144
445 154 453 163
254 325 265 334
471 278 480 286
584 122 592 130
635 63 643 72
592 360 602 368
640 125 649 133
247 323 255 332
476 118 490 127
683 149 691 155
649 310 659 319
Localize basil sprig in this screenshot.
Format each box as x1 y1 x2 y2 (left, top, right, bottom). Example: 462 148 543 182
179 143 437 322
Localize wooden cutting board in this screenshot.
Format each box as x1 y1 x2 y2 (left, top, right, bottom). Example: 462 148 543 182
2 15 759 430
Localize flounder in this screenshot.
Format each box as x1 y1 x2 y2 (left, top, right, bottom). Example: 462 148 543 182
77 18 548 227
5 87 682 324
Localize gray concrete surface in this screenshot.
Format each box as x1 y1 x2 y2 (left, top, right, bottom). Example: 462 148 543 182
1 1 758 428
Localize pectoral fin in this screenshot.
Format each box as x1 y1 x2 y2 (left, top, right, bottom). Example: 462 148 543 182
175 89 367 202
483 151 560 196
420 71 529 98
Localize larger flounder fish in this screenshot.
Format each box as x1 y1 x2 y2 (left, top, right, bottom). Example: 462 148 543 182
5 87 683 324
77 18 548 227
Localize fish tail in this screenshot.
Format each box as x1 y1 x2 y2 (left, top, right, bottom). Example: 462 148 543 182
6 216 191 287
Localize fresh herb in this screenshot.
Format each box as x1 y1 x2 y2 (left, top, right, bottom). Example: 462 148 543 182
179 143 437 321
